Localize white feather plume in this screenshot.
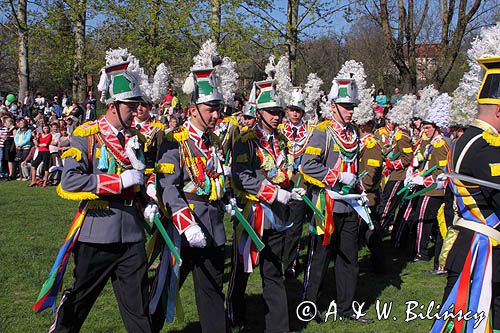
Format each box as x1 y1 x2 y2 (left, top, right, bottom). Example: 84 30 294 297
126 54 151 102
192 39 219 70
450 84 477 127
304 73 323 123
415 85 439 119
217 57 239 105
274 56 292 105
462 23 500 98
426 93 452 128
265 55 276 79
151 63 169 104
105 48 130 66
387 94 417 126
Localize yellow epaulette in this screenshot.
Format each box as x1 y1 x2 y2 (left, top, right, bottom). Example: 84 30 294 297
422 132 429 140
224 116 240 127
73 121 99 137
315 120 332 132
432 137 445 148
395 130 403 141
483 131 500 147
151 120 166 132
240 126 249 133
56 183 99 200
166 126 189 142
237 130 257 143
307 125 315 132
365 136 377 149
61 147 82 161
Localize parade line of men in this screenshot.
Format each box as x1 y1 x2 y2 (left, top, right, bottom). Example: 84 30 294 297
31 30 499 333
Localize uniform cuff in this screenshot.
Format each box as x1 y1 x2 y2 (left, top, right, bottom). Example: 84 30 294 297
322 168 339 187
257 180 278 204
423 175 434 188
96 174 122 195
172 207 196 234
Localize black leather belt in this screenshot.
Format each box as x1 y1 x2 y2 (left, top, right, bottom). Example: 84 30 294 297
184 192 210 203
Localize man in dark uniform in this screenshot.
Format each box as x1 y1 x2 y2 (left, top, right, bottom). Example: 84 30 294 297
438 56 500 331
47 52 153 332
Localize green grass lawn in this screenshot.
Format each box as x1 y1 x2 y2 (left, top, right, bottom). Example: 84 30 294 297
0 181 446 332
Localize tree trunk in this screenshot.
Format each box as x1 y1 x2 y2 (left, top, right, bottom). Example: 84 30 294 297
72 0 86 103
17 0 29 102
210 0 221 45
286 0 299 84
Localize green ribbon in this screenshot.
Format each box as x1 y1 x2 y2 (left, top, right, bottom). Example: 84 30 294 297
405 184 437 200
342 169 368 194
152 214 182 266
232 204 265 251
396 165 437 196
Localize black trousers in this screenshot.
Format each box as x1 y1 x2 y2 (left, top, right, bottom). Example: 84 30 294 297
443 271 500 329
379 180 403 229
283 199 307 274
359 209 386 272
151 245 226 333
227 229 289 333
50 241 151 333
303 212 359 315
412 196 443 267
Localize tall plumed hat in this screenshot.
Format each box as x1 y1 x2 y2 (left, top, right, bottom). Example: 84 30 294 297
451 23 500 125
321 60 364 119
424 93 452 128
414 85 439 119
303 73 323 123
288 87 305 111
182 40 224 106
477 57 500 105
387 94 417 126
253 55 291 110
97 48 146 104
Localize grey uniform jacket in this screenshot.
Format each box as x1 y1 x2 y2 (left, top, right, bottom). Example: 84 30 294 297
156 127 226 247
231 129 291 230
59 118 145 244
301 121 358 213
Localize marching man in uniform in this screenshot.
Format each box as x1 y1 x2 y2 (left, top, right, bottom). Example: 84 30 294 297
280 79 321 279
227 78 305 332
34 50 154 332
152 55 228 332
300 76 373 323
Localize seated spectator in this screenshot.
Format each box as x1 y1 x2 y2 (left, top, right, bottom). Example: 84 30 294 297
375 88 387 108
384 101 392 116
83 103 96 122
85 90 97 111
65 117 76 135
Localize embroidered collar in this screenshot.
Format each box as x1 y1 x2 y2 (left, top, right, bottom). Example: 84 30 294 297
472 119 498 134
97 116 131 166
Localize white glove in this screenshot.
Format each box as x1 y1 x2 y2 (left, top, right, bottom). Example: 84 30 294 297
276 188 291 204
120 169 144 189
436 173 447 189
224 199 242 216
144 203 159 223
339 172 356 186
410 175 424 186
184 224 207 248
290 188 306 201
223 165 231 176
146 183 158 202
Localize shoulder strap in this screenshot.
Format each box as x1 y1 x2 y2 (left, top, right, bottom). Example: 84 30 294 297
454 134 482 173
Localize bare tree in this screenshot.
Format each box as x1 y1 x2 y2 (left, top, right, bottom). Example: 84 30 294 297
9 0 29 101
363 0 491 92
240 0 353 84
